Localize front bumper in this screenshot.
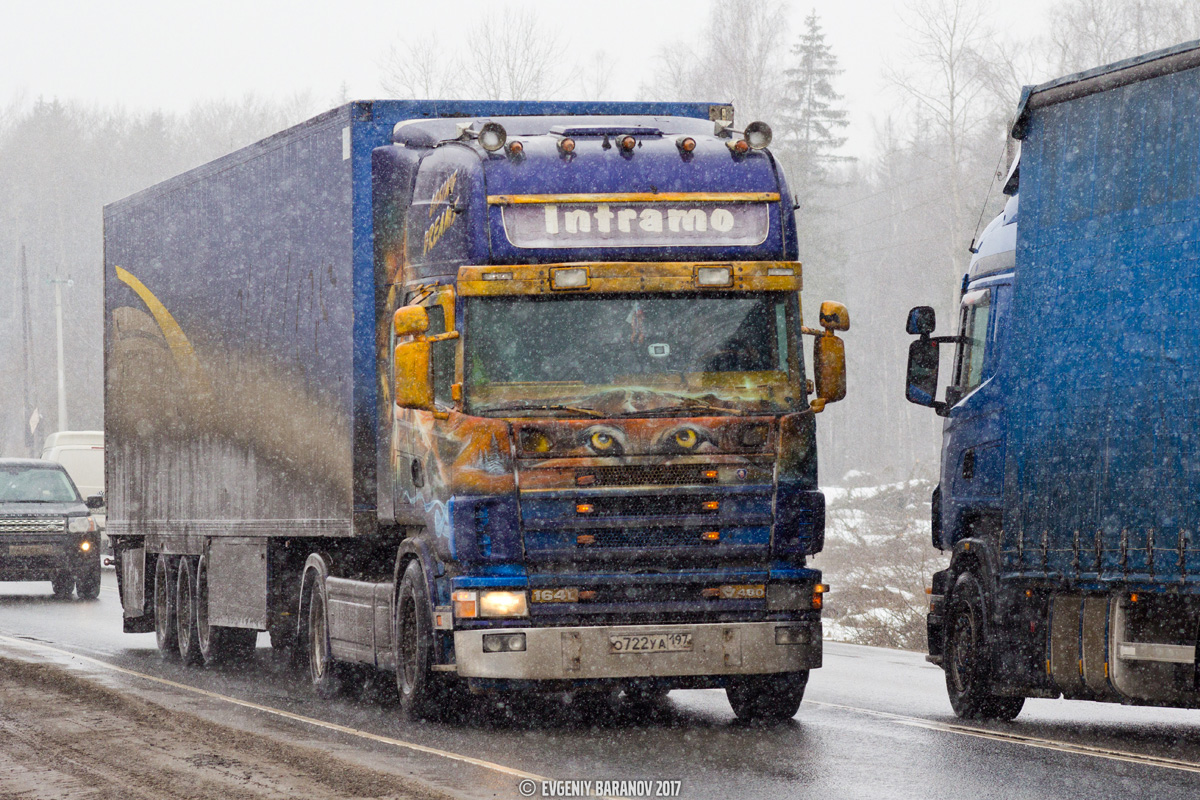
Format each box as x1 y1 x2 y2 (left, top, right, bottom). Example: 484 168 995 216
454 620 821 680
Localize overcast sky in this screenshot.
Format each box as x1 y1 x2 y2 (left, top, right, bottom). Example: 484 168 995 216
4 0 1050 158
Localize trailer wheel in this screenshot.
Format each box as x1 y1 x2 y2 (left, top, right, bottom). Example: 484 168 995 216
394 560 444 720
726 670 807 724
175 557 203 666
945 572 1024 721
307 575 347 698
196 556 257 666
51 570 74 599
154 556 178 658
76 556 102 600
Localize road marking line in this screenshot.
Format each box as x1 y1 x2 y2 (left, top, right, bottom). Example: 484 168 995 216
0 634 628 797
809 700 1200 774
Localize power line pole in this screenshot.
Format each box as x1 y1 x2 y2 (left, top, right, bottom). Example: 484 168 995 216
19 245 39 456
47 276 73 434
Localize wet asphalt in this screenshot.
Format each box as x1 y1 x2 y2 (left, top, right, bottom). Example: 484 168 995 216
1 571 1199 800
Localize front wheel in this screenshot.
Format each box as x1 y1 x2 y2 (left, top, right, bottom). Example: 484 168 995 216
76 557 101 600
394 560 445 720
727 671 807 724
944 572 1024 721
51 570 74 599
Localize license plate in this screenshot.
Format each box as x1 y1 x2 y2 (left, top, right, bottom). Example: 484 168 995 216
609 632 693 654
7 544 59 557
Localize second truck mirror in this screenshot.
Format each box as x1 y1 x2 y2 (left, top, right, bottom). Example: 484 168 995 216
905 338 940 408
906 305 936 335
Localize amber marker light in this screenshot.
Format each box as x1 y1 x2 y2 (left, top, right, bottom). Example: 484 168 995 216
577 534 596 545
558 137 576 155
578 590 597 600
701 587 721 598
79 541 91 552
452 590 478 619
676 136 696 153
704 469 719 480
728 138 750 154
813 583 829 610
576 503 594 514
507 140 524 157
619 135 636 152
1130 593 1139 602
702 500 720 511
701 531 720 542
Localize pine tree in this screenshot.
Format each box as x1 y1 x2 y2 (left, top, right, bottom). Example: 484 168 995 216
779 10 851 218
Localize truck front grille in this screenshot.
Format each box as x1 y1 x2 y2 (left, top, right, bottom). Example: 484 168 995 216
580 465 716 487
0 517 64 535
577 528 706 549
586 495 719 518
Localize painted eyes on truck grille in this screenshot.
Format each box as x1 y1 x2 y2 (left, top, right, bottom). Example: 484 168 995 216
674 428 698 449
582 427 625 456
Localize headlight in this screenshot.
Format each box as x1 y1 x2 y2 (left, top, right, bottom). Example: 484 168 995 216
479 590 529 618
67 516 94 533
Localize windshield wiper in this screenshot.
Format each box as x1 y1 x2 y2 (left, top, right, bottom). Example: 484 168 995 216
478 403 605 418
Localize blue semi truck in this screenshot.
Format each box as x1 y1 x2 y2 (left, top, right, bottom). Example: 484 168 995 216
905 43 1200 719
104 100 849 722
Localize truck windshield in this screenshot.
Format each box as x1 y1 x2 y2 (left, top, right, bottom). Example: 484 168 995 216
0 466 79 503
465 292 803 416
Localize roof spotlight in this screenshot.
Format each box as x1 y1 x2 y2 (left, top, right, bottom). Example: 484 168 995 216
676 136 696 153
619 135 636 152
744 121 773 149
558 137 576 155
478 122 507 152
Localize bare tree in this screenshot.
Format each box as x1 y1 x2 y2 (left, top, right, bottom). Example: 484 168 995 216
644 0 790 123
379 9 568 101
1048 0 1200 73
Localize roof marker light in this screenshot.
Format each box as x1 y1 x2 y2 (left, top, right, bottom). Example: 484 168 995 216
550 267 589 290
676 136 696 153
478 122 507 152
482 271 513 281
506 140 524 158
727 139 750 154
767 267 794 276
619 135 636 152
558 137 576 155
696 266 733 287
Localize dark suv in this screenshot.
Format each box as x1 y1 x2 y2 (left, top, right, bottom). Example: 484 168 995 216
0 459 102 599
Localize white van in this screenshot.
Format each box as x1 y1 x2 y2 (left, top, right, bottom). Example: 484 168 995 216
42 431 105 531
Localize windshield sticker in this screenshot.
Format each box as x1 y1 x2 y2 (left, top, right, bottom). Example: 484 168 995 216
501 202 769 248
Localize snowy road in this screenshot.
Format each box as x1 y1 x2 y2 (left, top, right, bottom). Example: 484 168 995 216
1 571 1199 800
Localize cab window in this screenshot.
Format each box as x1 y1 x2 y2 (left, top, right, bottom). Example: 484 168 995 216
426 303 455 407
953 289 992 394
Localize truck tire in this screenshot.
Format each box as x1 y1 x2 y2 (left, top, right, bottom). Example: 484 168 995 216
307 574 347 698
394 559 444 720
944 572 1024 721
196 556 257 666
51 570 74 599
726 671 807 724
76 557 102 600
175 557 203 666
154 556 178 658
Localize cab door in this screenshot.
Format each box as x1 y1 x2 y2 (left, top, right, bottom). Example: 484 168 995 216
941 281 1010 540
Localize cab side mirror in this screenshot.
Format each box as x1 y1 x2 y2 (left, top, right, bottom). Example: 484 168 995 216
393 304 459 413
807 301 849 412
394 306 434 411
904 306 949 415
86 493 105 510
906 306 936 335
